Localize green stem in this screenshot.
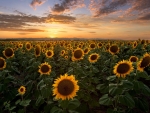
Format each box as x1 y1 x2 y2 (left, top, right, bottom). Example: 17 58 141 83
21 95 26 113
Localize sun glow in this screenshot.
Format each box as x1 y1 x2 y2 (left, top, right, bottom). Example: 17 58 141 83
48 28 59 38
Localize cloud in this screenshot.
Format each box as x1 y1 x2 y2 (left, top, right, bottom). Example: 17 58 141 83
45 14 76 23
89 0 150 20
17 32 33 35
30 0 47 10
14 10 27 16
0 12 76 32
138 13 150 20
90 0 128 17
51 0 85 14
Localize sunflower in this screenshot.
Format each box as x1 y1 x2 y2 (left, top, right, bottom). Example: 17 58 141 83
97 42 103 48
105 43 110 51
64 55 68 59
18 43 23 48
38 62 51 75
89 43 96 49
88 53 100 63
34 45 41 57
60 50 65 56
3 47 14 59
52 74 79 100
46 42 52 48
109 44 119 55
132 41 138 48
72 48 84 61
25 42 32 51
45 50 54 58
129 56 138 62
137 53 150 72
84 48 90 54
0 57 6 70
18 86 26 95
113 60 134 78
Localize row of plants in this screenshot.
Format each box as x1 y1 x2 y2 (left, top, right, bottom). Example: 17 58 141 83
0 39 150 113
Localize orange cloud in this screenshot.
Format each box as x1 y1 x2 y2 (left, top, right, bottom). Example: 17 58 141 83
30 0 47 10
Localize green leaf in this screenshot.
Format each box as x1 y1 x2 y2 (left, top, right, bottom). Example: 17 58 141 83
119 80 133 90
107 75 116 81
76 102 88 113
19 100 31 107
68 110 79 113
133 80 150 96
107 108 124 113
41 87 51 98
50 106 63 113
9 106 16 111
59 100 69 109
67 98 80 110
118 93 135 108
99 94 113 106
96 84 109 93
15 99 21 105
109 84 123 95
134 98 149 113
35 96 44 106
132 80 141 90
137 71 149 79
141 84 150 96
18 109 25 113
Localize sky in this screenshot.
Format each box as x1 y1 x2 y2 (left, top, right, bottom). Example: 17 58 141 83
0 0 150 40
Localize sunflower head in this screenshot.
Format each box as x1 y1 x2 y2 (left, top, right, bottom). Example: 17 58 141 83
64 55 68 59
109 44 119 55
18 86 26 95
3 47 14 59
72 48 84 61
129 56 138 62
97 42 103 48
137 53 150 72
18 43 23 48
132 41 138 48
60 50 65 56
45 50 54 58
25 42 32 51
88 53 100 63
53 74 79 100
113 60 134 78
0 57 6 70
84 48 90 54
89 43 96 49
38 62 51 75
34 45 41 57
47 43 51 48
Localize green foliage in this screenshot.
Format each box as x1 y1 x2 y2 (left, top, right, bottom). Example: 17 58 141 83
0 40 150 113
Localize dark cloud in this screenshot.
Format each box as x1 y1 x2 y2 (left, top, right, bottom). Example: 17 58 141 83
90 0 150 19
131 0 150 11
138 13 150 20
94 0 128 17
14 10 27 16
0 12 76 31
30 0 47 10
51 0 84 14
17 32 33 35
45 14 76 23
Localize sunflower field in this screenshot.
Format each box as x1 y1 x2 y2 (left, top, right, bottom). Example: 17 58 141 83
0 39 150 113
